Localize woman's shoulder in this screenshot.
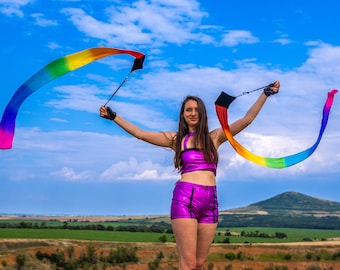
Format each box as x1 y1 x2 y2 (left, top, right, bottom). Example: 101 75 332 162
162 131 177 148
209 128 227 148
209 128 221 137
163 131 177 138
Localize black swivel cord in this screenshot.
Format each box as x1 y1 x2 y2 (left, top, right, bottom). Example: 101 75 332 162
234 85 269 98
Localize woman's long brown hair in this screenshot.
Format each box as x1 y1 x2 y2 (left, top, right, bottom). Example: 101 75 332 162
174 96 218 171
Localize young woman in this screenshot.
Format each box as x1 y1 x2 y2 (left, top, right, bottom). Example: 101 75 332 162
99 81 280 270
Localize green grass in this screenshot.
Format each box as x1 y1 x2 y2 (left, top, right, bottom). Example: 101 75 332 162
215 227 340 244
1 227 340 244
1 218 340 244
0 228 171 242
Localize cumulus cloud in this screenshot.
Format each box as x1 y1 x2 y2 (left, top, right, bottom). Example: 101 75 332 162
220 30 259 47
100 157 178 181
52 166 94 182
273 38 292 45
61 0 212 47
0 0 32 17
60 2 263 49
31 13 58 27
300 43 340 79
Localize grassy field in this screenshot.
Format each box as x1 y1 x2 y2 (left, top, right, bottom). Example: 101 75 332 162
1 227 340 243
1 216 340 243
215 227 340 243
0 228 168 242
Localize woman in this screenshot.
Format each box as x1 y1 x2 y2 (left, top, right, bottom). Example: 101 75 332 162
99 81 280 270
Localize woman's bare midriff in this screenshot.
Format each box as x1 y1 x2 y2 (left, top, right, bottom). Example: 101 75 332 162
180 170 216 186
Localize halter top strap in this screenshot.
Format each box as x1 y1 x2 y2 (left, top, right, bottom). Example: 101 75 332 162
183 132 194 150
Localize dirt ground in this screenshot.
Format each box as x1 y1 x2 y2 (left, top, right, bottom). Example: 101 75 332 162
1 238 340 270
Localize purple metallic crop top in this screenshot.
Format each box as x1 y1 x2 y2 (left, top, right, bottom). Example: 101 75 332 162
180 132 217 175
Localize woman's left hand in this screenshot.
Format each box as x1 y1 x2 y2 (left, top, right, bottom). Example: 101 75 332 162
264 81 280 96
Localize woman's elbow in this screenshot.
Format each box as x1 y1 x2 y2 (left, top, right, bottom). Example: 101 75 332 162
243 116 254 127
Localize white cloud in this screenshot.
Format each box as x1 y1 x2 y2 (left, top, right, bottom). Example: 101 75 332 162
216 128 340 181
0 0 32 17
2 127 177 182
100 157 178 181
52 166 94 182
47 42 62 50
49 117 68 123
220 30 259 47
4 117 338 183
31 13 58 27
46 84 104 113
46 83 177 130
273 38 292 45
300 43 340 80
61 0 211 47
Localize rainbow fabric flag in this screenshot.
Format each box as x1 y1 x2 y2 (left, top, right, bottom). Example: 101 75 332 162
0 47 145 149
215 89 338 168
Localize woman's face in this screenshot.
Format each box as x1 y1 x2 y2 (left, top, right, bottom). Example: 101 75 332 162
183 99 199 128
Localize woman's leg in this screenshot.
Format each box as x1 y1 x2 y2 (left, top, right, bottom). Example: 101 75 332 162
172 219 217 270
196 222 218 269
171 218 198 270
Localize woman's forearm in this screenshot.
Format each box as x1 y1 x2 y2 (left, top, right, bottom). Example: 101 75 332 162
229 81 280 136
243 91 268 125
112 114 145 139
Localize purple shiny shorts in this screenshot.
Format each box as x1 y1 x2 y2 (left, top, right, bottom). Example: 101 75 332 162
170 181 219 223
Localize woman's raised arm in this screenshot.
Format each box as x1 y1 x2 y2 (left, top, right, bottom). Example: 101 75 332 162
99 106 176 149
211 81 280 148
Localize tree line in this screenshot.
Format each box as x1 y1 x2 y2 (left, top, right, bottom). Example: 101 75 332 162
0 221 173 233
218 214 340 229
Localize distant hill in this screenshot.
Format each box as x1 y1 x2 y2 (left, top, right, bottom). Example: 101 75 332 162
225 191 340 215
219 191 340 229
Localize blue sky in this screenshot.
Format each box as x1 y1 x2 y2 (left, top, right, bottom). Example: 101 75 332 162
0 0 339 216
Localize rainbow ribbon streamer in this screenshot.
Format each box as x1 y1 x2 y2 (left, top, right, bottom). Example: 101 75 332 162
215 89 338 168
0 47 145 149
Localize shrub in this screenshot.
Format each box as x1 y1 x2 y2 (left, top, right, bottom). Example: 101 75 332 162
225 252 236 261
284 254 292 260
16 253 26 269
